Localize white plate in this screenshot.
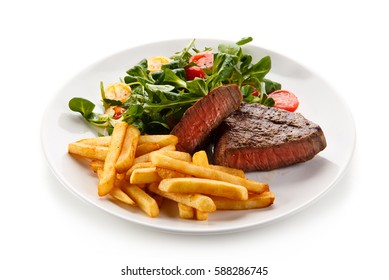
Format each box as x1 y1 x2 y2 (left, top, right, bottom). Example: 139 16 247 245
41 39 355 235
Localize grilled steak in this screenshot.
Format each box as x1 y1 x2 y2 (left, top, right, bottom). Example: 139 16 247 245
213 103 327 171
171 84 242 154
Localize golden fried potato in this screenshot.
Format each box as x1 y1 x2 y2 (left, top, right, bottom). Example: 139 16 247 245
150 152 269 194
177 203 195 219
110 186 136 206
129 167 162 184
89 160 104 173
195 209 209 221
125 162 154 180
122 183 159 217
68 143 108 161
192 150 209 167
211 192 275 210
115 125 140 173
138 134 178 147
159 178 248 200
148 183 216 213
135 142 160 157
98 121 127 196
155 167 190 179
208 164 246 178
133 144 176 165
76 136 111 146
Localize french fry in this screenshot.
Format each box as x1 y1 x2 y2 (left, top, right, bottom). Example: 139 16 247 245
192 150 209 167
178 203 195 219
133 144 176 165
69 129 274 220
116 173 126 180
98 121 128 196
149 193 164 208
125 162 154 180
195 210 209 221
110 186 136 206
191 151 210 220
178 202 209 221
135 142 160 157
115 125 140 173
156 167 190 179
148 183 216 212
159 178 248 200
68 142 108 161
121 183 159 217
79 134 178 148
97 168 136 206
89 160 104 173
211 192 275 210
76 136 111 146
208 164 246 178
129 167 162 184
150 152 269 194
138 134 178 147
150 150 192 162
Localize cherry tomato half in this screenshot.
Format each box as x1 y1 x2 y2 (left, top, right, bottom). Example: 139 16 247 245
268 90 299 112
189 51 213 69
185 66 206 80
250 86 259 96
185 51 213 80
105 106 126 120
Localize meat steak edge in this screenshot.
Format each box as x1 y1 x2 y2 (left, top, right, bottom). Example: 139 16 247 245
171 84 242 154
213 103 327 171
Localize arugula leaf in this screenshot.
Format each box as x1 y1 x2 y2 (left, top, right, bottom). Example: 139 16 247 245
263 97 275 107
161 60 180 70
240 54 252 73
126 59 148 78
68 97 95 118
170 39 196 67
124 104 144 117
207 53 237 89
247 56 271 80
241 85 255 98
68 37 281 135
264 78 282 94
187 78 208 96
236 36 253 46
218 43 240 56
146 84 175 93
162 68 187 89
86 113 109 126
143 97 200 111
103 99 123 106
68 97 109 127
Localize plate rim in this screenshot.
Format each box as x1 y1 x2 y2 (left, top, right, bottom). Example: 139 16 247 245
41 38 356 235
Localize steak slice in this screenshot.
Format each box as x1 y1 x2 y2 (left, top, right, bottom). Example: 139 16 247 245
171 84 242 154
213 103 327 171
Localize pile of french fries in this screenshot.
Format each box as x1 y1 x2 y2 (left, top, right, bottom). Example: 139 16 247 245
68 121 275 221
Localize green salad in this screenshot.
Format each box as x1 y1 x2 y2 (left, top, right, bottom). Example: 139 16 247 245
68 37 281 135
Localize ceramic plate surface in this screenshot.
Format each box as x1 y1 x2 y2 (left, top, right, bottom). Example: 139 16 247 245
41 39 355 234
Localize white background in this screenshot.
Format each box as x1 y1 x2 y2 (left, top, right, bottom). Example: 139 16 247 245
1 0 388 279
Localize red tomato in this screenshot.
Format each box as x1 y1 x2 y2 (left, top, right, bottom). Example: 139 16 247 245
185 51 213 80
247 84 259 96
268 90 299 112
185 66 206 80
189 51 213 69
112 106 126 119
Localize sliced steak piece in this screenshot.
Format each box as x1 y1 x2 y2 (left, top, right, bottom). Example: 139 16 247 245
213 103 327 171
171 84 242 154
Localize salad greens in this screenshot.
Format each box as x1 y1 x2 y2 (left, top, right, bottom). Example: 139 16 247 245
69 37 281 135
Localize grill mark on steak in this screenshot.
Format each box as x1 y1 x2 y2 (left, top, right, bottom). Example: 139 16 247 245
213 103 327 171
170 84 243 154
